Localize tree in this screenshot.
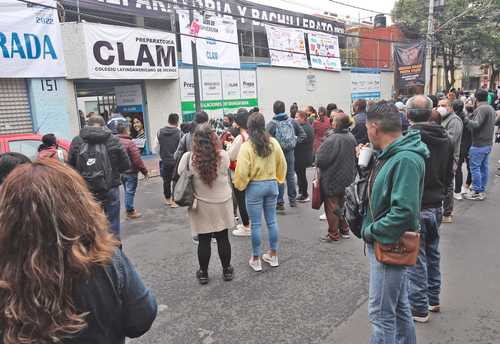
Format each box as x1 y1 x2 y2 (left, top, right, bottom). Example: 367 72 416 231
392 0 498 91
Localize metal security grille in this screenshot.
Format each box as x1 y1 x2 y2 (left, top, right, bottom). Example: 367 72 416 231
0 79 32 135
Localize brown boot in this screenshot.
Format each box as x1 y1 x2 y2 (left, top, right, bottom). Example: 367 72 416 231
126 210 142 219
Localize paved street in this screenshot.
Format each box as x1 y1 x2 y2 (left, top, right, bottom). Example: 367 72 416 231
123 146 500 344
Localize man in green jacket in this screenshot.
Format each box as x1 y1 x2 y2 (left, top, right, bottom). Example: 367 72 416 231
361 101 429 343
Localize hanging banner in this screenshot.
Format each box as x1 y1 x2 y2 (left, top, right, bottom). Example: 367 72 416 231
178 11 240 69
83 23 178 79
394 42 426 88
308 32 342 72
265 25 308 69
180 69 258 121
62 0 345 35
351 68 381 101
0 0 65 78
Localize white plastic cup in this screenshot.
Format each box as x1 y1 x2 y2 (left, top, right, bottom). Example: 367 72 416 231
358 146 373 168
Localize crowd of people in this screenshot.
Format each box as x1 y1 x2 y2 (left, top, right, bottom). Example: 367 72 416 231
0 86 499 343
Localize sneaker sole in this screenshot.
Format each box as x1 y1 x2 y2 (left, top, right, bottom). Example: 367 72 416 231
262 257 279 267
413 315 430 323
232 232 251 237
428 305 441 313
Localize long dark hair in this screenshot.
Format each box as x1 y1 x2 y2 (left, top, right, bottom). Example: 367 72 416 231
0 159 119 344
248 113 272 158
192 124 221 187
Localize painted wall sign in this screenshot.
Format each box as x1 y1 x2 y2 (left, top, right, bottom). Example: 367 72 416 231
83 23 178 79
308 32 342 72
265 25 308 69
351 68 381 101
0 0 65 78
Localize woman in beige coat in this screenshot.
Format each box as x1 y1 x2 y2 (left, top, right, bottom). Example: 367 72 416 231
178 124 234 285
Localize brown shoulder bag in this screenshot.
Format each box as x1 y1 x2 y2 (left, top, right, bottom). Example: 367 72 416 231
368 160 420 267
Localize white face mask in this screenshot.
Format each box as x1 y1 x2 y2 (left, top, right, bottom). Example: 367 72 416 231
437 106 448 117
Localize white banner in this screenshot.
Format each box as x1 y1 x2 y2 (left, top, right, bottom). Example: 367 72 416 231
179 11 240 69
308 32 342 72
0 0 65 78
201 70 223 101
222 70 241 100
83 23 178 79
240 70 257 99
351 69 381 101
265 25 308 69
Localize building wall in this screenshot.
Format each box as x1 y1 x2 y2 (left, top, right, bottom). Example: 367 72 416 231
256 67 394 121
60 23 88 79
144 79 181 147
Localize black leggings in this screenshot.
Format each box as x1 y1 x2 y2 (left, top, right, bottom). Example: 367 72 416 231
198 229 231 272
455 155 472 193
234 187 250 226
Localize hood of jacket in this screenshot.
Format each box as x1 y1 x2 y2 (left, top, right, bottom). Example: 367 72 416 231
272 113 289 121
159 126 180 136
411 122 449 148
377 129 430 162
80 126 112 144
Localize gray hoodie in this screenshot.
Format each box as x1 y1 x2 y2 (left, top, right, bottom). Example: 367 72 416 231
465 102 496 147
441 112 463 161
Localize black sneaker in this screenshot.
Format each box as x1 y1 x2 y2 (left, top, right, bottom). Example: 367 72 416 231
223 266 234 281
196 270 209 285
297 195 310 203
276 203 285 211
289 200 297 208
412 310 430 323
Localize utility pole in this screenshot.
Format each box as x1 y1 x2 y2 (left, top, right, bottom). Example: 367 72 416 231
424 0 434 95
189 9 202 113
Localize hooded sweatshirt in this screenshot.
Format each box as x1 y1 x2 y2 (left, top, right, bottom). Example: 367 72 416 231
441 111 463 161
412 123 454 208
362 130 429 245
68 127 131 188
157 126 181 165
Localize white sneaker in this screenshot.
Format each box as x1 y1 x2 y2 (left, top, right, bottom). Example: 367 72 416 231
479 192 486 200
262 253 279 267
461 186 469 194
232 225 251 237
453 192 463 201
319 213 327 221
249 258 262 272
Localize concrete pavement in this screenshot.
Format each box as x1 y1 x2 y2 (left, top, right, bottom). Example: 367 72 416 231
123 146 500 344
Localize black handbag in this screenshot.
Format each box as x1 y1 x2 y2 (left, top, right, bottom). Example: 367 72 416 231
173 153 194 207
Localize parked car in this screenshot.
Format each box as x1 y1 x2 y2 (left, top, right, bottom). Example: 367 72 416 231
0 134 70 160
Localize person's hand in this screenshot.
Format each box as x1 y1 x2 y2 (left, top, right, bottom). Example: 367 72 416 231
356 144 369 158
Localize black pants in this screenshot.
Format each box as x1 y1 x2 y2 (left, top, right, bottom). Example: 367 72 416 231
198 229 231 272
162 162 176 199
455 155 472 193
234 187 250 226
295 165 308 198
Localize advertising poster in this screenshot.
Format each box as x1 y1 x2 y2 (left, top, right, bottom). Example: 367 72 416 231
265 25 308 69
0 0 65 78
351 68 381 101
178 11 240 69
308 32 342 72
180 69 258 121
83 23 178 79
394 42 426 88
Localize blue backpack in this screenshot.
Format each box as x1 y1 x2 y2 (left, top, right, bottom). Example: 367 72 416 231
273 118 297 151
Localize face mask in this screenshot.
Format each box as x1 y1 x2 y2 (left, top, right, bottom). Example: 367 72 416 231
437 106 448 117
466 106 474 113
223 122 230 128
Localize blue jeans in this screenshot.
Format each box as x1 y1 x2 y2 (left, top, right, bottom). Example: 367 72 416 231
278 149 297 204
368 244 416 344
469 145 492 193
408 207 443 314
121 174 139 212
103 186 121 240
246 180 279 257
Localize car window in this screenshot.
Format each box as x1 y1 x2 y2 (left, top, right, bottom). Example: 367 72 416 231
8 140 41 160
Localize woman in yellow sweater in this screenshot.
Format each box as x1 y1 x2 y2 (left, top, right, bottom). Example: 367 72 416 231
234 112 287 271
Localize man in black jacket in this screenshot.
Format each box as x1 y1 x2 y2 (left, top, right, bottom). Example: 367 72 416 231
316 112 357 242
406 95 454 323
68 115 131 239
294 111 315 202
156 113 181 207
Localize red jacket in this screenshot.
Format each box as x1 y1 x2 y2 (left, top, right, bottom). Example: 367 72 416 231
312 117 331 153
118 134 148 176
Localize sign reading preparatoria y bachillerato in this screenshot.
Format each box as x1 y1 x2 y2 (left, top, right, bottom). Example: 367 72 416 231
0 0 65 78
83 23 178 79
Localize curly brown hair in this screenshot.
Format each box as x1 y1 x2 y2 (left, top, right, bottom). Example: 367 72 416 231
191 123 221 187
0 159 119 344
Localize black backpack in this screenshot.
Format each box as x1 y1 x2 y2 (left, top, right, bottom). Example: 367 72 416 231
76 142 113 200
